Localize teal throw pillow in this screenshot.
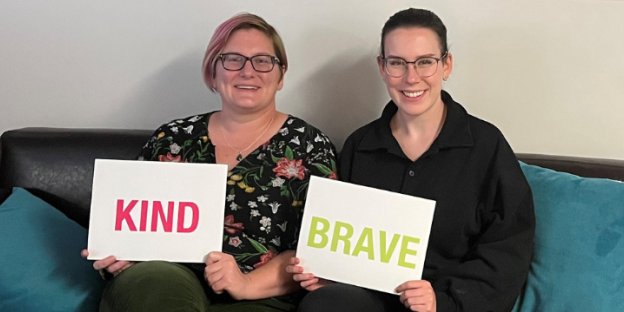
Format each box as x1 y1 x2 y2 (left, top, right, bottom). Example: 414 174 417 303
513 162 624 312
0 187 104 311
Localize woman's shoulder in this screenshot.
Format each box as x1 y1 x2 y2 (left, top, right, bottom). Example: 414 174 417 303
465 113 508 145
282 115 334 143
283 115 323 132
153 113 210 133
140 112 213 161
148 113 211 139
340 117 383 151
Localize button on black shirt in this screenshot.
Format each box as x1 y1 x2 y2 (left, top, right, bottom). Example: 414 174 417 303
339 91 535 312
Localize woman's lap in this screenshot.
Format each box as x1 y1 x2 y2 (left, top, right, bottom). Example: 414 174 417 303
297 283 407 312
100 261 296 312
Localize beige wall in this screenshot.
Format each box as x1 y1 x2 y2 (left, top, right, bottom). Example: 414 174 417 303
2 0 623 159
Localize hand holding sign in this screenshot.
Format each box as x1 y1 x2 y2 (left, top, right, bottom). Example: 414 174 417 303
396 280 436 311
81 249 134 279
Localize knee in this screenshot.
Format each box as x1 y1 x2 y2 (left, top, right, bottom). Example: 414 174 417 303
114 261 191 285
103 261 203 299
100 261 208 311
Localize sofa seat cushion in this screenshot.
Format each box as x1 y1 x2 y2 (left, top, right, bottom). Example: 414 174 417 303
513 162 624 312
0 187 104 311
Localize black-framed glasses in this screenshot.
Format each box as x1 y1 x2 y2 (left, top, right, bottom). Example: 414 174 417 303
382 52 448 78
218 53 280 73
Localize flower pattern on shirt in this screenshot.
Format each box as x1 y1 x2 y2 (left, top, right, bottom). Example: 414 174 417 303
139 112 337 272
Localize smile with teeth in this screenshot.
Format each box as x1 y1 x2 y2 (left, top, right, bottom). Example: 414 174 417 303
402 90 424 98
236 85 259 90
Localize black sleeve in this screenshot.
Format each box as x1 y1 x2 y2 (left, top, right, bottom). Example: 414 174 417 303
435 139 535 312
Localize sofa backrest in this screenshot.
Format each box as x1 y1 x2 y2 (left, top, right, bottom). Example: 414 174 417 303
0 128 152 227
517 153 624 181
2 127 623 229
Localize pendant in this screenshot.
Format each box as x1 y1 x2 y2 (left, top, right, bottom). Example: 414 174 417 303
236 153 243 161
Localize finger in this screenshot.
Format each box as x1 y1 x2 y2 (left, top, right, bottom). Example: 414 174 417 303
300 277 319 288
206 268 223 286
306 283 325 292
208 273 227 294
288 265 304 274
292 272 314 282
205 252 221 264
107 260 132 274
92 256 117 271
205 261 223 275
81 249 89 258
395 280 428 293
209 278 225 293
406 302 431 312
122 261 135 270
401 292 435 311
400 289 427 302
289 257 300 265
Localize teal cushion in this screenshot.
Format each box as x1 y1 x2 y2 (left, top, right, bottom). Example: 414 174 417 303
0 187 104 311
513 163 624 312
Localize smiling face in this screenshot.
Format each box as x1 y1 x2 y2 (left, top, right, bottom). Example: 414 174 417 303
213 28 285 113
379 27 452 119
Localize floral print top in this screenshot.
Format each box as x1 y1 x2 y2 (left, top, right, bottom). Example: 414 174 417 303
138 112 337 273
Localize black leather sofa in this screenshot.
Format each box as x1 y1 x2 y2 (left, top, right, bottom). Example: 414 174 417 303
0 128 152 227
1 127 624 311
2 127 623 228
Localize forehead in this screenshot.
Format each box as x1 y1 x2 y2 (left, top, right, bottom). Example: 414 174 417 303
384 27 442 57
222 28 275 55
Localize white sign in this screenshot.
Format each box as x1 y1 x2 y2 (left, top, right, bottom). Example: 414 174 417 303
87 159 228 263
297 176 436 294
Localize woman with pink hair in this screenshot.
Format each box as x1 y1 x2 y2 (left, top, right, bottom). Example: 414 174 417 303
82 13 337 311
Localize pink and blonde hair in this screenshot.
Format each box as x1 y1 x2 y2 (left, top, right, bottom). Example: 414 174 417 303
202 13 288 92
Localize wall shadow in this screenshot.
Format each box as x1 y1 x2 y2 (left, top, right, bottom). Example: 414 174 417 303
288 51 387 150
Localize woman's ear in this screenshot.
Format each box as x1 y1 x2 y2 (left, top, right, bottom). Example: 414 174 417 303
442 52 453 81
280 65 286 78
277 65 286 90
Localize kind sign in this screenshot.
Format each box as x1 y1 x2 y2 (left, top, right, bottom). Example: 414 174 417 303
87 159 228 263
297 177 436 294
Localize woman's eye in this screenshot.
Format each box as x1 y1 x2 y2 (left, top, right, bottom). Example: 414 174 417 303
225 55 244 63
417 58 435 66
254 57 272 64
387 59 405 66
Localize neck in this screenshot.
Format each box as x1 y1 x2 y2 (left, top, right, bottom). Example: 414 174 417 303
217 107 276 133
212 108 278 161
391 100 446 139
390 100 447 161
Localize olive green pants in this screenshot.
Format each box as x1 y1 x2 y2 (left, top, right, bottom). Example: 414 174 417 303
100 261 297 312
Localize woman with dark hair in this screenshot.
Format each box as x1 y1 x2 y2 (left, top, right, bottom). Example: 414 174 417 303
82 13 337 312
289 8 534 312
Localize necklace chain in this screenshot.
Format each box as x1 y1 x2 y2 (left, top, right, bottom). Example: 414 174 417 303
218 113 275 161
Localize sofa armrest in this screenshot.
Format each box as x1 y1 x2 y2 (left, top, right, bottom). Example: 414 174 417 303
0 127 152 227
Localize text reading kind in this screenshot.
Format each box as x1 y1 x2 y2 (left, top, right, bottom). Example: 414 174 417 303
115 199 199 233
307 216 421 269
